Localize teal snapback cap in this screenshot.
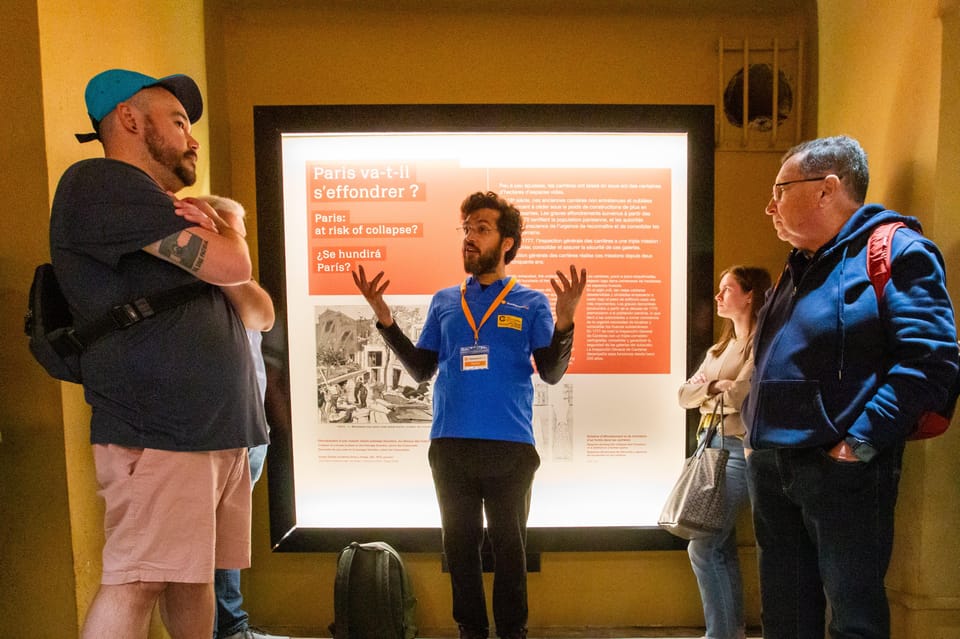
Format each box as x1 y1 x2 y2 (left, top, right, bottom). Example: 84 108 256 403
75 69 203 143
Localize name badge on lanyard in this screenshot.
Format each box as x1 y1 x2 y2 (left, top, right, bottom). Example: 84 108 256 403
461 344 490 371
459 276 517 373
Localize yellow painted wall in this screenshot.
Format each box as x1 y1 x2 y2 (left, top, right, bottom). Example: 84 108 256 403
925 10 960 634
0 1 76 636
817 0 941 217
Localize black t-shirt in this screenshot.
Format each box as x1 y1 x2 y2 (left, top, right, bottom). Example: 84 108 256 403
49 158 268 451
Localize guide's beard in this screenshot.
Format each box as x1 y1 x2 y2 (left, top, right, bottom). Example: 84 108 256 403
462 242 501 278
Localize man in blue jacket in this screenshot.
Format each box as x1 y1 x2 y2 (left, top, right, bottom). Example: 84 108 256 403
742 135 958 639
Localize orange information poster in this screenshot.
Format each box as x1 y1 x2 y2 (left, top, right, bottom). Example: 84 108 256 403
278 132 692 530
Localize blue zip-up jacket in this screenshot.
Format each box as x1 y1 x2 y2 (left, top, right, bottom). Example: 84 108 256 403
743 204 958 451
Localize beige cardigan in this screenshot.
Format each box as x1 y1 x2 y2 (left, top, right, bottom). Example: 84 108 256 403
677 336 754 438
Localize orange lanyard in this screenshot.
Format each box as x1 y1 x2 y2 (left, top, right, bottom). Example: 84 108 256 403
460 276 517 344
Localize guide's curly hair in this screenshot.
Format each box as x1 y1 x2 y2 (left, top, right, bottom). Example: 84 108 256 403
460 191 524 264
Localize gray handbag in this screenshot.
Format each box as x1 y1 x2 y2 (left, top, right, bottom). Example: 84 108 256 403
658 395 729 539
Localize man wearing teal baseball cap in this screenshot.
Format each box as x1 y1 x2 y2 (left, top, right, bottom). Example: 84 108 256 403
75 68 203 143
50 69 271 639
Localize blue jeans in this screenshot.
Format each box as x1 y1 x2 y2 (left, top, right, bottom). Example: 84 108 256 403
687 434 748 639
214 443 268 638
746 443 904 639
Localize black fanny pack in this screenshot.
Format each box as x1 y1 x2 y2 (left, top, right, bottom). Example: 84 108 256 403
24 263 207 383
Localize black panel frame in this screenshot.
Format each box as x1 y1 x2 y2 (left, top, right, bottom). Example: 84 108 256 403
254 104 714 553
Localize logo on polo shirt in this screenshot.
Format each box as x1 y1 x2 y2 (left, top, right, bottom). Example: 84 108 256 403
497 314 522 331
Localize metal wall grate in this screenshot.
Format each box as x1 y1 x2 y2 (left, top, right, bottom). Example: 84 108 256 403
717 37 804 151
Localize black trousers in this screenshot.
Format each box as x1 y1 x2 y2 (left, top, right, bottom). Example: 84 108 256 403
429 437 541 637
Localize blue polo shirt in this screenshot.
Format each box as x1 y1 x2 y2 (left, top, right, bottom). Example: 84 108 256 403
417 276 555 444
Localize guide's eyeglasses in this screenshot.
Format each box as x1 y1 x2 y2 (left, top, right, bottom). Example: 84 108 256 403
457 224 496 238
771 175 834 202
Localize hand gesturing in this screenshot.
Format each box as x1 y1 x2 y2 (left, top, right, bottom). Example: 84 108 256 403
551 264 587 331
352 264 393 326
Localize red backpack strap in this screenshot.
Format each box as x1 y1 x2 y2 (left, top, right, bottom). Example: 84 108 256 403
866 221 907 303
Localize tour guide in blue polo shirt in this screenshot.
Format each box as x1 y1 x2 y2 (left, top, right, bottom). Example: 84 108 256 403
353 191 586 639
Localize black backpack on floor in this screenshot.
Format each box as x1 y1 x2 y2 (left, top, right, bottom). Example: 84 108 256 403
330 541 417 639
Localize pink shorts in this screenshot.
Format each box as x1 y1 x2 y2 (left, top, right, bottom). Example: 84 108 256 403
93 444 251 585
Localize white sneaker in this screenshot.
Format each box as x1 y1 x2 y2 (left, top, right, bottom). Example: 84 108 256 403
221 628 290 639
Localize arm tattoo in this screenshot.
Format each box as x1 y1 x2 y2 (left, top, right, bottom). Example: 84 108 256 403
158 231 208 272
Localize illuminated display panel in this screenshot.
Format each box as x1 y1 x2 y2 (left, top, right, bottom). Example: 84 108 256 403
254 105 714 552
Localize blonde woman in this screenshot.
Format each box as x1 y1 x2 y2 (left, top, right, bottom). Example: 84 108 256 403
678 265 771 639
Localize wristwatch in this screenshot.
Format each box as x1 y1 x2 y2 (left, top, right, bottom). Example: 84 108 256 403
844 435 878 463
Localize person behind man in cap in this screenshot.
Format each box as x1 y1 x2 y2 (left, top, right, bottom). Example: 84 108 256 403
199 195 289 639
50 69 270 638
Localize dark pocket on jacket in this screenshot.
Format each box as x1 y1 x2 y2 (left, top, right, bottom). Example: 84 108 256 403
753 379 839 447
